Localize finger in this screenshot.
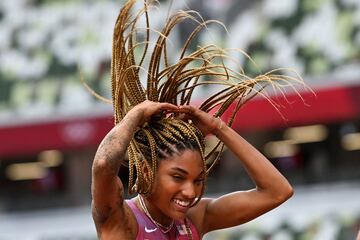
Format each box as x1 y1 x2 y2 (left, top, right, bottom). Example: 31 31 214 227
179 105 200 116
178 105 192 113
159 102 179 111
172 107 190 114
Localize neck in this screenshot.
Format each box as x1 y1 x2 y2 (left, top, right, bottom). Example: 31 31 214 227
138 195 173 227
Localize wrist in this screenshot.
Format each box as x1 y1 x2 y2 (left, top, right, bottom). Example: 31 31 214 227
212 117 225 135
121 107 144 131
128 105 144 122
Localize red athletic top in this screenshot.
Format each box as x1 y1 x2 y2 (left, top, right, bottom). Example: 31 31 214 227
126 199 201 240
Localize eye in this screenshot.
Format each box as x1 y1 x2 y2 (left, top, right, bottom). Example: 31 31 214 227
194 178 204 186
172 175 184 181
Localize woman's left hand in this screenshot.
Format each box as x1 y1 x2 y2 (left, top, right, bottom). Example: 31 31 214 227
176 105 222 136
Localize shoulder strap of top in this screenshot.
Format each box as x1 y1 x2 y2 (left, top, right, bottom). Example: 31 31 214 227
126 199 142 220
186 218 201 240
126 199 147 239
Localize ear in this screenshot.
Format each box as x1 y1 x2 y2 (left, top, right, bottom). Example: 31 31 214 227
138 157 156 195
141 161 150 180
140 160 153 192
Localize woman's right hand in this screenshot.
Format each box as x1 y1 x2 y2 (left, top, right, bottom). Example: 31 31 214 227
130 100 179 127
176 105 222 136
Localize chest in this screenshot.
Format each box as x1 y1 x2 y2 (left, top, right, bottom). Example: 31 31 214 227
136 222 195 240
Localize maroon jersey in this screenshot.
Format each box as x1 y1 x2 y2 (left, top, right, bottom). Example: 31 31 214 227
126 199 201 240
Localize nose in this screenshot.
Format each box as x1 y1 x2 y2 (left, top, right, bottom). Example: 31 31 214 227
182 181 196 199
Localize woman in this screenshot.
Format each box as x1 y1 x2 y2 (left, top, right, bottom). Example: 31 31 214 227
92 100 293 239
91 0 296 239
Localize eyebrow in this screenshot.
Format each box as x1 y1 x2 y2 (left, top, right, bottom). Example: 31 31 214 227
171 167 205 177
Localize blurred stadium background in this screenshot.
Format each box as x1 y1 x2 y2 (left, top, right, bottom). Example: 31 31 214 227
0 0 360 239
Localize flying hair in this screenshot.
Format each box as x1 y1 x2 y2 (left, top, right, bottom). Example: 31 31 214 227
88 0 306 199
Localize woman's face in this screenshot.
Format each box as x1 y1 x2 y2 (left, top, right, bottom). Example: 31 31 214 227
145 149 205 225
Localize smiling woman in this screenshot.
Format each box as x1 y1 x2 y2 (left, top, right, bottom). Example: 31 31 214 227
90 0 296 239
128 150 204 239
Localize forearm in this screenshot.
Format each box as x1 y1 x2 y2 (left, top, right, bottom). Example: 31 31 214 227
213 123 293 196
93 108 142 176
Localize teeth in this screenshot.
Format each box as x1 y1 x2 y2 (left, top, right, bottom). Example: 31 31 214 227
174 199 190 207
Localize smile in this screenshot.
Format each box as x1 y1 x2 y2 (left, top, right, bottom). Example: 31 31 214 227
173 199 191 207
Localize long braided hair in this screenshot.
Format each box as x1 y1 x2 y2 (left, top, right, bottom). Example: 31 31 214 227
91 0 303 199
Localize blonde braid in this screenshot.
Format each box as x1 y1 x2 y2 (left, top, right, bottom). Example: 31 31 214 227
142 128 158 192
128 141 138 194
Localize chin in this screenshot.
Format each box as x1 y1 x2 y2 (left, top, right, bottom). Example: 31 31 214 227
171 213 186 222
170 209 188 221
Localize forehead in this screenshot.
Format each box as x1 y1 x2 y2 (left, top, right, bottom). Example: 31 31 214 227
158 149 204 174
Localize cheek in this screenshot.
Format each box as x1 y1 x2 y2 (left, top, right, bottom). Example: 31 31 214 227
196 183 204 194
196 179 206 193
151 175 177 196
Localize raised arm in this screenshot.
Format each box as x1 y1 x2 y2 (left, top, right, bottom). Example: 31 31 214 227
91 101 179 227
91 106 142 225
178 105 293 234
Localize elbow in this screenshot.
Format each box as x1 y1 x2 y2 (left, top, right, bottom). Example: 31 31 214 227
275 182 294 204
92 158 112 176
283 183 294 200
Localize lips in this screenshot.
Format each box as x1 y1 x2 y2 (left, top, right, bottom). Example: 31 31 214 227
172 198 192 213
174 199 191 207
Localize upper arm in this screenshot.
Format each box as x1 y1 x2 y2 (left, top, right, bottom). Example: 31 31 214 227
91 158 126 224
194 188 293 234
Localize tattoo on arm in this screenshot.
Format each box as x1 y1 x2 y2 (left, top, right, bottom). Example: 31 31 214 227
94 111 142 176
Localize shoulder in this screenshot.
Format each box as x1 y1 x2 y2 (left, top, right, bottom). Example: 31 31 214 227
186 198 213 236
92 199 139 239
